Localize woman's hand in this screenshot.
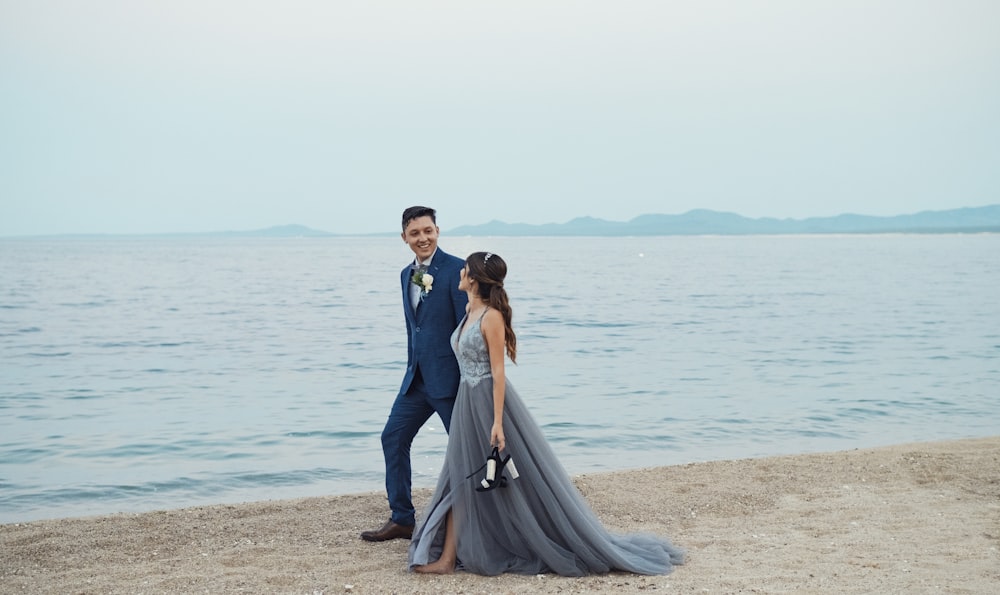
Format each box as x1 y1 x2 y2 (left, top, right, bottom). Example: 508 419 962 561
490 422 506 452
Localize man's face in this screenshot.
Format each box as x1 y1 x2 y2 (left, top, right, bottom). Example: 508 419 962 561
402 215 439 261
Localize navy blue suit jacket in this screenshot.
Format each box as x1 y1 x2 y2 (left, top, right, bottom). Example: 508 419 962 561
399 248 468 399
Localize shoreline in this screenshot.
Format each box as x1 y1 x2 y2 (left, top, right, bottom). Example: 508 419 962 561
2 436 998 593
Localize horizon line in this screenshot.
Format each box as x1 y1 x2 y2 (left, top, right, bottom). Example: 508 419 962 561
2 204 998 239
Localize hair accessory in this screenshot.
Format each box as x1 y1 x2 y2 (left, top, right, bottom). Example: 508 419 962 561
484 252 494 262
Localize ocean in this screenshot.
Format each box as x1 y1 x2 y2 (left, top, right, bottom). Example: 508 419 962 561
1 234 998 523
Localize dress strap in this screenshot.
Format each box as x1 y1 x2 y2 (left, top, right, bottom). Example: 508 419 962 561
476 307 490 323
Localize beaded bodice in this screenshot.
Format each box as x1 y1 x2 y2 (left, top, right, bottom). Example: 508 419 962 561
451 312 491 387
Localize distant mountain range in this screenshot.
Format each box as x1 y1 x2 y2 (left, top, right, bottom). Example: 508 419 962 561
185 205 1000 237
447 205 1000 236
15 206 998 238
207 224 335 238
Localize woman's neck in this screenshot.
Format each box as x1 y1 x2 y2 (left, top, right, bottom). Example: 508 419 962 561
468 295 487 310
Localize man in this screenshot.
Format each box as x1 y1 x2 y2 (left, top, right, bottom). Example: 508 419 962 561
361 206 468 542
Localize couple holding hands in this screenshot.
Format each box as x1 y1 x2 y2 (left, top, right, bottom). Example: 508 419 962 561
360 206 683 577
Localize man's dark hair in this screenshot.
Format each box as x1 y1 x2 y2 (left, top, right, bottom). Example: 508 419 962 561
401 206 437 231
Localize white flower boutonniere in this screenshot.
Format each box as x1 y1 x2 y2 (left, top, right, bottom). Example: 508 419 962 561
411 269 434 299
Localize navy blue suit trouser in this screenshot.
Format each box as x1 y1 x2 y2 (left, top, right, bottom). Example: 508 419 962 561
381 370 454 526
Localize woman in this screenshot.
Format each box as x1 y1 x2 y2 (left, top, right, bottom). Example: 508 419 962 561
409 252 684 576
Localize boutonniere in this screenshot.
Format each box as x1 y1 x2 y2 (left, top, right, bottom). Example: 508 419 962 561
411 267 434 298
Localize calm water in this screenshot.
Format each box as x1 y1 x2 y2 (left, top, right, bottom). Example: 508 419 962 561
1 234 998 523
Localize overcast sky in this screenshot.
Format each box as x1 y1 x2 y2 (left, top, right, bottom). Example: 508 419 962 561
2 1 998 236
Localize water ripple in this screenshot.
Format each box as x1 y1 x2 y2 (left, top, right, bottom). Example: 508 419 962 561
2 234 999 523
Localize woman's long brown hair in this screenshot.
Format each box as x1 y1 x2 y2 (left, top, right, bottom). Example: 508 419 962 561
466 251 517 363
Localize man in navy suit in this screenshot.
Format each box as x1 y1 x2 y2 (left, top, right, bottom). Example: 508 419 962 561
361 206 468 542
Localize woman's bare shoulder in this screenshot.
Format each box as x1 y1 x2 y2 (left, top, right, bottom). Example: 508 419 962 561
480 308 504 332
483 307 504 323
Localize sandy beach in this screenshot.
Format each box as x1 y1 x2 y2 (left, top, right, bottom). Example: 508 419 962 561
2 436 997 594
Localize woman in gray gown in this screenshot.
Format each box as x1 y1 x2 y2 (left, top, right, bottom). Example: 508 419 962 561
409 251 684 576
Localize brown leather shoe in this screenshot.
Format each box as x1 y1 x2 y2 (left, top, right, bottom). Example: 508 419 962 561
360 519 414 542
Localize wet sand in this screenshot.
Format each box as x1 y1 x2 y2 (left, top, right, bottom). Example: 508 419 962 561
2 436 998 594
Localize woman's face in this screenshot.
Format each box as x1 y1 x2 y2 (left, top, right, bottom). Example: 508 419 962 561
458 265 469 291
458 264 473 292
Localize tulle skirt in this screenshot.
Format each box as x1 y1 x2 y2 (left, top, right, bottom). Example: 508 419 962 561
408 377 684 576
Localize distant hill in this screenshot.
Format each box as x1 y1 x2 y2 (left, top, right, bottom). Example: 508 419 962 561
2 224 339 239
211 224 335 238
448 205 1000 236
11 207 999 239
